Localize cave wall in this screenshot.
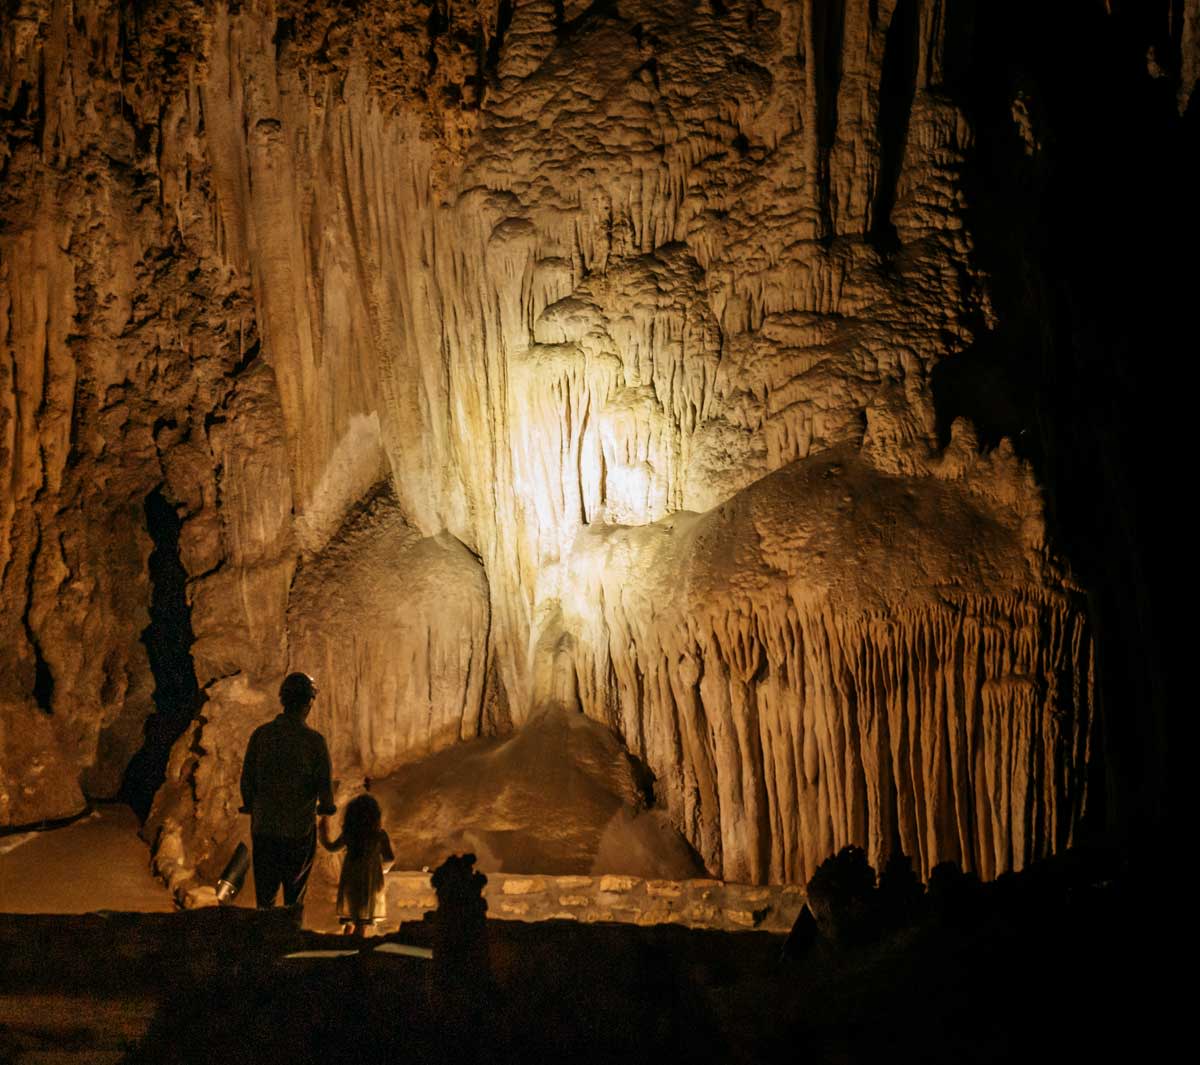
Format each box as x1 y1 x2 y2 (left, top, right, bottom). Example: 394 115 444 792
0 0 240 826
2 0 1189 886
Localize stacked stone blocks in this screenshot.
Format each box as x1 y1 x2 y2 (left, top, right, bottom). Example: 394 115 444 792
386 870 806 933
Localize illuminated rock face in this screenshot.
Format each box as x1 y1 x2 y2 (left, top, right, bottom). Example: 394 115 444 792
6 0 1180 885
287 488 492 778
562 448 1092 882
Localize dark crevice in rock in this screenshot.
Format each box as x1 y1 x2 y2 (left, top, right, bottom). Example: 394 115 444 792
930 338 1037 457
870 0 918 252
813 0 846 237
426 0 450 76
484 0 514 79
229 336 260 378
33 44 46 149
120 487 204 822
0 803 94 837
0 80 31 126
273 15 295 49
560 0 619 44
31 641 54 713
21 527 54 715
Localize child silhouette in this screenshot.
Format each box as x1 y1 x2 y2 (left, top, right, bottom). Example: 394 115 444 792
320 792 395 936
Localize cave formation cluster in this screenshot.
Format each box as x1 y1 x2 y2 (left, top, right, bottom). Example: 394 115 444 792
2 0 1190 899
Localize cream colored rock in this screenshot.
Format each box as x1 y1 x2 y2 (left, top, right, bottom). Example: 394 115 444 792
1 0 1117 894
288 488 491 777
562 447 1091 882
146 673 273 900
364 706 704 879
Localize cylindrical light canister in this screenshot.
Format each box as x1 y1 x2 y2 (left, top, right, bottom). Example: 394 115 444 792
215 841 250 903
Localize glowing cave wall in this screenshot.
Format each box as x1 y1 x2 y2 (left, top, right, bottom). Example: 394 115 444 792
3 0 1183 890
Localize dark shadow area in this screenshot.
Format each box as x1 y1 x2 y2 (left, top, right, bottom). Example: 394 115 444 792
21 530 55 715
930 339 1039 455
120 487 204 822
27 630 55 713
870 0 918 252
0 804 92 837
0 847 1164 1065
483 0 515 79
812 0 847 237
934 0 1193 846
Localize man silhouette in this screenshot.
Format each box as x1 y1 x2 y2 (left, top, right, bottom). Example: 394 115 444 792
239 672 336 909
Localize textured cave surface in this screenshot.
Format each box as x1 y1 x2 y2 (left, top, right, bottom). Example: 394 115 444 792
368 706 706 878
1 1 1190 894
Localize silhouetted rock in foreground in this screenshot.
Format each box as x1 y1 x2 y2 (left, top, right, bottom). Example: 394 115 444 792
806 845 879 945
0 850 1163 1065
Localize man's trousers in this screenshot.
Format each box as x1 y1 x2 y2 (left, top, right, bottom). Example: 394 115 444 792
252 828 316 908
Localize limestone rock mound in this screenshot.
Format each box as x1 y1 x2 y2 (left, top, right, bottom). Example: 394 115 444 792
371 707 705 880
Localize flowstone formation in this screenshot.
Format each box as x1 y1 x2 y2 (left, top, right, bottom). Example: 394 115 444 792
3 1 1188 894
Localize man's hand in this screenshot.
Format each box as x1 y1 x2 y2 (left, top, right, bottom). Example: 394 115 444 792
318 814 336 850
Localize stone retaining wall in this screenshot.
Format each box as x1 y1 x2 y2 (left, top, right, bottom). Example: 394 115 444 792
386 871 806 934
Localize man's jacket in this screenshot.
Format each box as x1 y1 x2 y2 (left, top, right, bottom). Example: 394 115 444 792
240 713 337 838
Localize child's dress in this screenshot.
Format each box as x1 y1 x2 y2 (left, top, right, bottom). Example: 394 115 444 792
336 829 395 925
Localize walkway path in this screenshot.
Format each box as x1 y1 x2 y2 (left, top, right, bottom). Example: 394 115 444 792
0 805 173 914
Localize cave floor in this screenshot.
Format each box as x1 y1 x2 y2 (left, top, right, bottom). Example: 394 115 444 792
0 805 174 915
0 804 354 935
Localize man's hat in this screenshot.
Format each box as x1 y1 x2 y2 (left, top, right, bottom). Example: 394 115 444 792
279 672 318 710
